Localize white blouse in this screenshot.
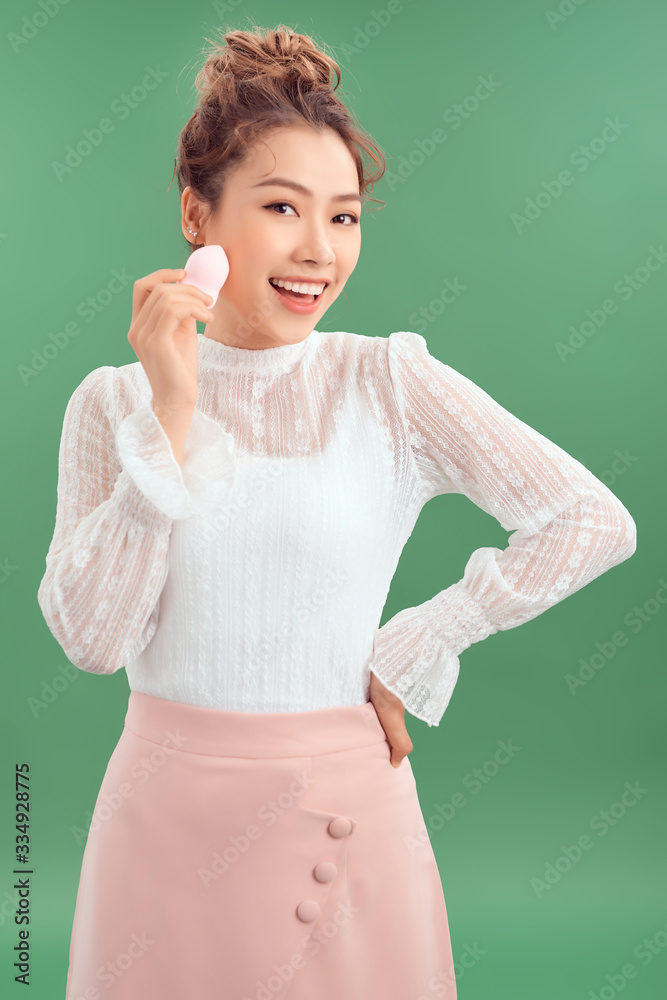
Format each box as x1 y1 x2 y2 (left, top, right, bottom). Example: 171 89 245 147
37 329 637 727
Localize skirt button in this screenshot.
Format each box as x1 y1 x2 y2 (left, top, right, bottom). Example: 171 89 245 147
328 816 352 838
296 899 320 922
314 861 338 883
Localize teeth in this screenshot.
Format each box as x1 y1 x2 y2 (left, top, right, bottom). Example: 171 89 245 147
269 277 326 295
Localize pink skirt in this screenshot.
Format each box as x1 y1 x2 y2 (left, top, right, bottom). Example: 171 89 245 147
66 691 457 999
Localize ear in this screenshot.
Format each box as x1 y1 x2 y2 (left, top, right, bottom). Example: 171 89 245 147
181 186 204 242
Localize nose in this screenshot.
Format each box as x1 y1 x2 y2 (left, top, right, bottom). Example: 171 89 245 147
296 231 335 269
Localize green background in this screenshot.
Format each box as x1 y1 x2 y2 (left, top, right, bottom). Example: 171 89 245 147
2 0 665 997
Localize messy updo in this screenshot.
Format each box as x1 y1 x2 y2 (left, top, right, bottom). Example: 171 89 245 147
169 24 387 254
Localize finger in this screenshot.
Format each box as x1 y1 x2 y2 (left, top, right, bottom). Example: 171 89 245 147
139 288 215 338
132 269 208 318
132 269 186 304
390 744 411 768
144 268 187 284
384 722 413 768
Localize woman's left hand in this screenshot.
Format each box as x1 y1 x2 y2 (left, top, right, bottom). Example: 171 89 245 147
369 670 414 768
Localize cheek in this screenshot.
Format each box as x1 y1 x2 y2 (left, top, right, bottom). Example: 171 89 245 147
347 238 362 270
223 269 277 317
222 257 264 297
227 244 272 289
335 241 360 279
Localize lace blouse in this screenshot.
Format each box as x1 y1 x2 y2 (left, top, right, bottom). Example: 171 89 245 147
37 329 637 726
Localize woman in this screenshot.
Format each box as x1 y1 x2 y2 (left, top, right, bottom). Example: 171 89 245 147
37 25 637 1000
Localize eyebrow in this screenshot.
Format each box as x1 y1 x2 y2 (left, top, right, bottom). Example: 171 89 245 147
251 177 362 204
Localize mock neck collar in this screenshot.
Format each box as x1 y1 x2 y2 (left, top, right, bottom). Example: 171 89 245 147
198 330 319 373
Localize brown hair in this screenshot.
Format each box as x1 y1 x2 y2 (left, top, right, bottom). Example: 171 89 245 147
168 24 387 254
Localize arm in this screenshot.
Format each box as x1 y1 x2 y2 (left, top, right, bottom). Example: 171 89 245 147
367 331 637 727
37 366 236 673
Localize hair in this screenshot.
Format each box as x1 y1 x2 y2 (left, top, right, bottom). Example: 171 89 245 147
168 24 387 255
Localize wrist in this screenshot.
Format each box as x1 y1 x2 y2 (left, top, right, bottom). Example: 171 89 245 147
152 399 196 418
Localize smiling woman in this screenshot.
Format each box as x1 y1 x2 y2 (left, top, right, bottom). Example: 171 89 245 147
38 20 637 1000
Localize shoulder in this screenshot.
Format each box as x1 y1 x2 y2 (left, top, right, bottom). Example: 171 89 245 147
314 330 441 408
315 329 430 372
314 329 375 357
64 365 114 413
321 329 442 394
315 331 450 426
64 358 150 430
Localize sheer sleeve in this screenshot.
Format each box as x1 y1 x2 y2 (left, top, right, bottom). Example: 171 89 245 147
367 331 637 727
37 366 236 674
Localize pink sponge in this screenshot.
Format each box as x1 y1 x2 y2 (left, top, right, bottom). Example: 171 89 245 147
181 245 229 308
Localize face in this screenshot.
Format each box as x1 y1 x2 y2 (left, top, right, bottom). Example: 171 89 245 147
180 125 362 349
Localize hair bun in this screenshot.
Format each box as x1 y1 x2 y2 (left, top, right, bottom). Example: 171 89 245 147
202 25 338 97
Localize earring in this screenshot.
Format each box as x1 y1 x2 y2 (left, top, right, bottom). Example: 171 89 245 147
186 226 198 237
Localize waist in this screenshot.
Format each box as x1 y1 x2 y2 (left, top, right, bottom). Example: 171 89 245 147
123 690 387 758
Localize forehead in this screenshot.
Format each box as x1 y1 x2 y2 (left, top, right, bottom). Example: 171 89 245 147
234 126 360 195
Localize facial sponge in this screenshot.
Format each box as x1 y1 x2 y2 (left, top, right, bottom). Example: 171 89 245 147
180 245 229 308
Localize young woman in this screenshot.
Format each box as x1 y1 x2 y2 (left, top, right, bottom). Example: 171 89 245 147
38 25 637 1000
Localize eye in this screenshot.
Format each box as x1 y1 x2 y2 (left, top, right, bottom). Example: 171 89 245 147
264 202 360 225
265 201 297 217
333 212 360 226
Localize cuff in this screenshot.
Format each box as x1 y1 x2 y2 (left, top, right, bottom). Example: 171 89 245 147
116 405 236 520
367 607 461 727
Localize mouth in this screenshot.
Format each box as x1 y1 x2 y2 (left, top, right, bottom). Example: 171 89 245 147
267 277 327 306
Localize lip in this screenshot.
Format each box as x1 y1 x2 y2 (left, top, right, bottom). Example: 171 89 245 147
269 276 331 287
268 279 326 315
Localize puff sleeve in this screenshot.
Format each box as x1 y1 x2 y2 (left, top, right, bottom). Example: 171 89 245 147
37 366 236 673
367 332 637 727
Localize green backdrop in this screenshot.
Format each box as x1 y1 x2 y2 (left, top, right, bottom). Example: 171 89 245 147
2 1 664 997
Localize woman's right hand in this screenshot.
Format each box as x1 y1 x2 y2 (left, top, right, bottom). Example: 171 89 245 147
127 267 216 411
